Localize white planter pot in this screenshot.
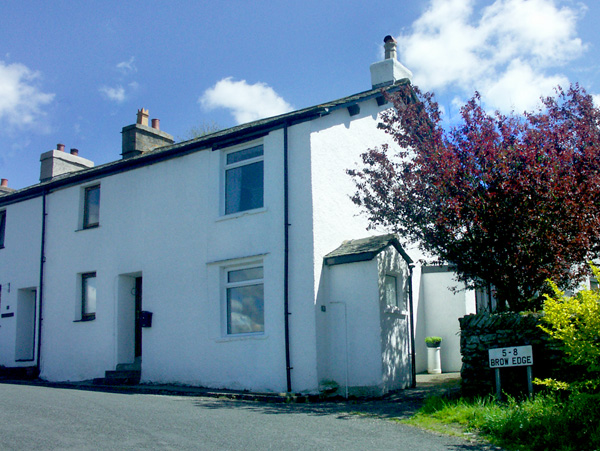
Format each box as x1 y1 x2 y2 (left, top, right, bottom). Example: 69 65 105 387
427 346 442 374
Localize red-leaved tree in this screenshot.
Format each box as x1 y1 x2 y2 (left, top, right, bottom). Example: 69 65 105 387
348 84 600 311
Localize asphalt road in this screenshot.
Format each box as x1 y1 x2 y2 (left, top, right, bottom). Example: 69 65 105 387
0 383 500 450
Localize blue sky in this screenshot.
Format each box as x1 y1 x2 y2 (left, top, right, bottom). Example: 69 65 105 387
1 0 599 189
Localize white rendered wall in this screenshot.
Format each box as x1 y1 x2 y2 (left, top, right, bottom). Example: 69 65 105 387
321 260 381 393
38 131 291 391
0 198 42 368
377 247 412 392
318 247 412 396
417 268 476 373
308 100 397 273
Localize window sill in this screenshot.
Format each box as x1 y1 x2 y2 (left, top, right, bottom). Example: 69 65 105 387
384 306 408 316
74 316 96 322
76 224 100 232
217 207 267 222
215 333 268 343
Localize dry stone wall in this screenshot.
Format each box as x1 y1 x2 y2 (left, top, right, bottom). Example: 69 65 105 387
459 312 565 396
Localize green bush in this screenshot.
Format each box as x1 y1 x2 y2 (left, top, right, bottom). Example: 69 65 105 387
537 265 600 390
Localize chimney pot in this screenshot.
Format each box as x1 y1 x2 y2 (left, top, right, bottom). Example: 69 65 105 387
57 143 65 152
70 148 79 156
151 118 160 130
1 179 7 187
383 35 397 60
370 35 412 88
136 108 149 126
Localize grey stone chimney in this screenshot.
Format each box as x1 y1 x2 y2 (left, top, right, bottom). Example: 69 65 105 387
370 35 413 88
121 109 174 159
40 144 94 182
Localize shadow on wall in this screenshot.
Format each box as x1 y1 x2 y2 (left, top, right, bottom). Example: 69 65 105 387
378 249 412 391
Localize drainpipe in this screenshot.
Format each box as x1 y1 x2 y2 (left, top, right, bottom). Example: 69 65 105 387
283 123 292 392
408 264 416 388
37 190 47 374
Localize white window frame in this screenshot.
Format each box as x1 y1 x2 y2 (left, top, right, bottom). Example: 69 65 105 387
222 144 264 216
223 262 264 336
80 272 97 321
81 184 101 229
384 273 407 314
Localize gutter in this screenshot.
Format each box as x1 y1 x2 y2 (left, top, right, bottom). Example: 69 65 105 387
0 80 408 209
0 109 329 209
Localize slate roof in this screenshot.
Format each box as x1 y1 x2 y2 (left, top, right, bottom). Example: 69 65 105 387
0 79 410 207
324 234 413 266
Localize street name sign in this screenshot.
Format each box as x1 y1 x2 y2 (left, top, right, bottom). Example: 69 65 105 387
488 345 534 400
489 345 533 368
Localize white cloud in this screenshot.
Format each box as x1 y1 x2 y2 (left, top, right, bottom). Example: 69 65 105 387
0 61 54 129
482 59 568 112
99 85 126 103
398 0 587 112
116 57 137 75
593 94 600 108
200 77 293 124
99 58 139 103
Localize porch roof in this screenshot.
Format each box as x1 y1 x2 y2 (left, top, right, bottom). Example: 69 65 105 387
324 234 413 266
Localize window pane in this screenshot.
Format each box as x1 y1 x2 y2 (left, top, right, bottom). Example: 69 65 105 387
0 211 5 247
227 283 264 334
228 267 263 283
385 275 397 307
226 146 263 165
84 186 100 227
225 161 263 214
83 274 97 316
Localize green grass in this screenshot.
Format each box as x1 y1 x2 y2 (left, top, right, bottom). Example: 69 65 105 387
404 392 600 451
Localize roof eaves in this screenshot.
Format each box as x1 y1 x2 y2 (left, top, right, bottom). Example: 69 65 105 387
0 80 411 207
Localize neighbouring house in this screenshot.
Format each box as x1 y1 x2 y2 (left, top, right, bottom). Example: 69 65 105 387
0 37 475 396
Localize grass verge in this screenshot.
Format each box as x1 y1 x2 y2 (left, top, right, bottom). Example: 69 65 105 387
403 392 600 451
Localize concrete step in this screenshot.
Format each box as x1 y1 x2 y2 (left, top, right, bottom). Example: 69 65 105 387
94 369 141 386
0 366 39 380
115 362 140 372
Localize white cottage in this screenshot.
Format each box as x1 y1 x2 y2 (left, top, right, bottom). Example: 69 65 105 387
0 37 475 395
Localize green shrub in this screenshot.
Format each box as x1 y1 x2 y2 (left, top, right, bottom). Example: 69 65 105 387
537 265 600 390
425 336 442 347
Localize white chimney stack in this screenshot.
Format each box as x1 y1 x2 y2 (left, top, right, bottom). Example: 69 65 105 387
370 35 412 88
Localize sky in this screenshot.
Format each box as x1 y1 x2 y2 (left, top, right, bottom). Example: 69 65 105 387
1 0 599 189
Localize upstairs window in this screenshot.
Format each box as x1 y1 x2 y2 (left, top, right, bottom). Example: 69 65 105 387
0 210 5 248
225 265 264 335
83 185 100 228
81 272 97 321
224 145 263 215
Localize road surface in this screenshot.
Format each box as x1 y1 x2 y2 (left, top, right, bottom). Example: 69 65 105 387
0 383 501 450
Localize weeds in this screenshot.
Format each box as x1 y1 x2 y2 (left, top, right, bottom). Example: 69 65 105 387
406 392 600 451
